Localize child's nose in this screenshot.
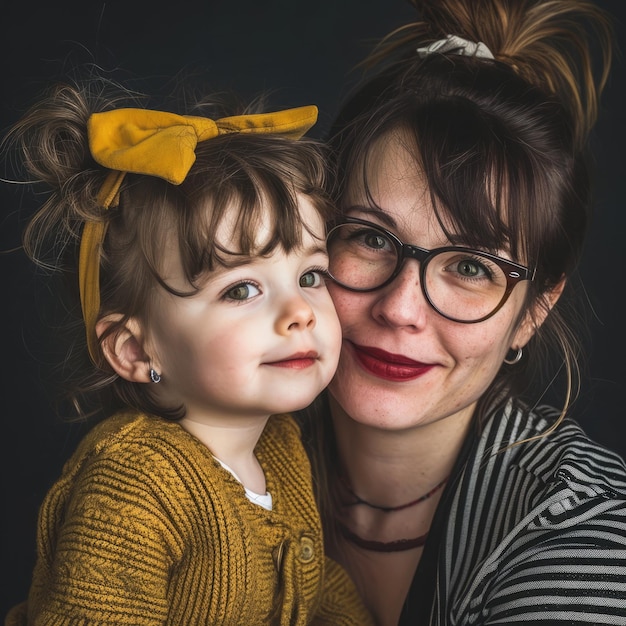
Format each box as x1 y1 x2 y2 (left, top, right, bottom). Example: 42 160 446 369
275 295 316 335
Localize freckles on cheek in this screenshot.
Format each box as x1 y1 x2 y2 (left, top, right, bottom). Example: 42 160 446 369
327 286 355 317
332 299 368 337
459 330 498 356
457 335 507 385
455 334 501 371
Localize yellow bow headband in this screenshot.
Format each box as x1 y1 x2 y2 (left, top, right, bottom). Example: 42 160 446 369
80 105 318 364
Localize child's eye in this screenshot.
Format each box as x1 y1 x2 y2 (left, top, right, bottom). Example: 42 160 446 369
300 268 326 288
224 281 261 301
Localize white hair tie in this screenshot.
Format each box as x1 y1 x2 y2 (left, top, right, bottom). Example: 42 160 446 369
417 34 494 60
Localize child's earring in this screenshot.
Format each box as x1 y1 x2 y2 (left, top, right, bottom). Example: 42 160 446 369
149 367 162 384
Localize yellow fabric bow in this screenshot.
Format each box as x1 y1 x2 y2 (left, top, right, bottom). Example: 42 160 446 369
80 105 318 365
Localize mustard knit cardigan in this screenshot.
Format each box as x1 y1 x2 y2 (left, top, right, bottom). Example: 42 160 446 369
6 412 372 626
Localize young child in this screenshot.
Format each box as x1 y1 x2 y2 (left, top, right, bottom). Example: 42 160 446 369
3 79 372 625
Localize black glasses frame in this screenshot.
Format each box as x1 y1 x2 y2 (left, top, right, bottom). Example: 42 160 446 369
326 217 536 324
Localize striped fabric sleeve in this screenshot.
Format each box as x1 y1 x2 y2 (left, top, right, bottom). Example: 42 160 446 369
482 509 626 624
433 403 626 625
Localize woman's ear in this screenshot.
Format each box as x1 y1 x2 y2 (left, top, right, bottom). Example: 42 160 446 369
96 314 152 383
513 277 566 349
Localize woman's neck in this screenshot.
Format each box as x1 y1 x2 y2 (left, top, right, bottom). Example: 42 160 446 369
326 395 474 626
326 395 473 624
329 394 472 506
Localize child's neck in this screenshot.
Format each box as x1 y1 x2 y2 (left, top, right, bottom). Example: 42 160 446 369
179 414 270 494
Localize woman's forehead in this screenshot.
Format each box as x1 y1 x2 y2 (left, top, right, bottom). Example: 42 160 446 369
344 134 435 219
343 133 519 254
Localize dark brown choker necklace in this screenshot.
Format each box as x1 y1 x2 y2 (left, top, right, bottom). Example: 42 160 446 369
339 521 429 552
338 476 448 552
341 476 448 513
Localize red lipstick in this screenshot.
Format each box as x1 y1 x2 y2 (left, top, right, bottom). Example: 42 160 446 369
350 343 432 381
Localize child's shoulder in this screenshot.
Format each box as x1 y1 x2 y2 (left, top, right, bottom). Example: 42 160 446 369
81 410 180 446
262 413 302 443
67 411 201 472
256 413 310 473
54 411 228 507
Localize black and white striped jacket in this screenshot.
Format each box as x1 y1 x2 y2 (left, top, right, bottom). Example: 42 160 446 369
402 401 626 625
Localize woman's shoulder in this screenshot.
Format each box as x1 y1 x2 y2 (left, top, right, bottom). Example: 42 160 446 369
459 401 626 538
486 402 626 494
439 403 626 624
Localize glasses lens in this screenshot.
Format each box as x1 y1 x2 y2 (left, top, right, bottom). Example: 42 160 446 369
326 222 511 322
327 223 398 290
424 251 508 321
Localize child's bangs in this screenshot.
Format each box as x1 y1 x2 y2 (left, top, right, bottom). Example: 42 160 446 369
176 135 331 281
183 177 309 276
114 134 331 297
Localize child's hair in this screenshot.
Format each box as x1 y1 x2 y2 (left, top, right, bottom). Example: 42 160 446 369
5 76 334 421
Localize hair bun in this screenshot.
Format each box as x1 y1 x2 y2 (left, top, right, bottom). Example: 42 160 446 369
407 0 613 147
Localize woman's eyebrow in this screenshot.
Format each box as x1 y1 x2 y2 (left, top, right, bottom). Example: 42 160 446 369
343 205 398 229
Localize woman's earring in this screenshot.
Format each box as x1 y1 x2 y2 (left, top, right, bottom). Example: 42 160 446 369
504 347 523 365
149 368 162 384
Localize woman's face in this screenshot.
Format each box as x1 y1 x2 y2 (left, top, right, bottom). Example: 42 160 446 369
327 135 538 431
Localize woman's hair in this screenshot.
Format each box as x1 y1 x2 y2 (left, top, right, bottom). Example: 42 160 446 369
331 0 612 416
5 76 334 421
299 0 613 541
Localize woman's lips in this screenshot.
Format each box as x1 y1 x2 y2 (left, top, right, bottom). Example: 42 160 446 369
350 343 432 381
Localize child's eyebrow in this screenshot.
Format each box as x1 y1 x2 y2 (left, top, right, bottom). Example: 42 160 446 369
304 244 329 256
206 243 329 278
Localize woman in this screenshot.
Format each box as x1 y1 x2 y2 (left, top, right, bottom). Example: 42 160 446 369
299 0 626 624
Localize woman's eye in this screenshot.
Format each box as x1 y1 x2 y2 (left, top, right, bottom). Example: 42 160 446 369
224 282 260 301
444 255 495 281
456 259 486 278
363 231 391 251
300 270 324 288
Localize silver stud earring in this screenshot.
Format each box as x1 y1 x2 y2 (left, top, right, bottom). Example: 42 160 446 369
503 347 523 365
149 368 162 384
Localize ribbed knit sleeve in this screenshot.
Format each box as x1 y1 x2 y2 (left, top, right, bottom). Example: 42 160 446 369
9 411 373 625
26 413 237 625
312 557 375 626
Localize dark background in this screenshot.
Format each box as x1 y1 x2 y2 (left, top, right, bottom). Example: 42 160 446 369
1 0 624 617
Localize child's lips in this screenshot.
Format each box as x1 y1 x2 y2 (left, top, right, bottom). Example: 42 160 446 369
265 351 319 369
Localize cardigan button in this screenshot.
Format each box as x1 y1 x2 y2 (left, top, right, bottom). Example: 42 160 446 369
273 540 286 571
299 536 315 563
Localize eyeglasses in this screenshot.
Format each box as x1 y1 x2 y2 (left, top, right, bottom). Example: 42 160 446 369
326 218 535 323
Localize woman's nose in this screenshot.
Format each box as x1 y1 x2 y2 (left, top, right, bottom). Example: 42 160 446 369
371 260 428 330
275 295 316 335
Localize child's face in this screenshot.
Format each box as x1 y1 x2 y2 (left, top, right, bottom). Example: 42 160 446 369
145 194 341 424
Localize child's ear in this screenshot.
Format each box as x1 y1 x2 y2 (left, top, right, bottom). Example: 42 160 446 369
96 314 152 383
